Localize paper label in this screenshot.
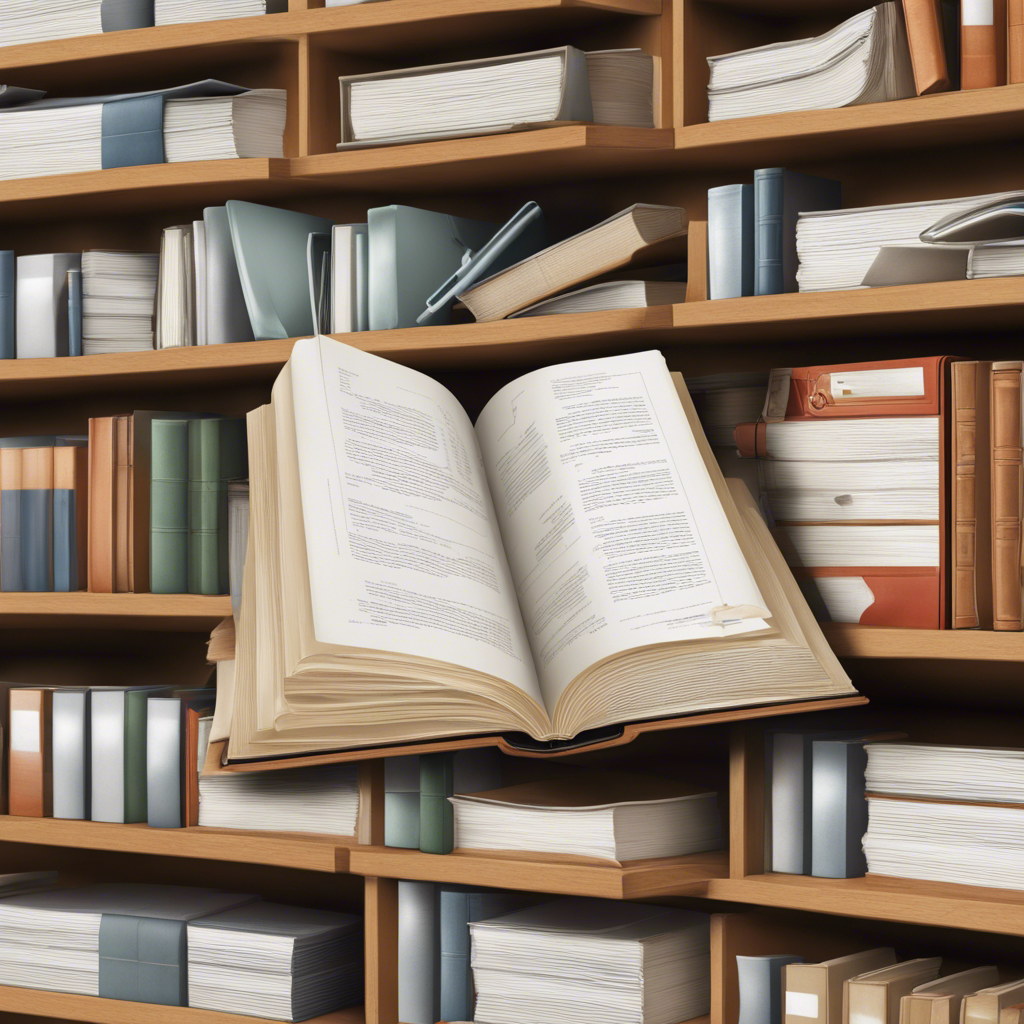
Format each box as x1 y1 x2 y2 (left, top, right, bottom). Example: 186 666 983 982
786 991 820 1018
763 368 792 422
829 367 925 399
963 0 994 23
10 710 40 753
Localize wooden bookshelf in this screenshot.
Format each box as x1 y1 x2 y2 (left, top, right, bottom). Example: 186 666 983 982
823 624 1024 662
0 593 231 630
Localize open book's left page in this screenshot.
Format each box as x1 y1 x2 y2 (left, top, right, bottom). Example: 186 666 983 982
288 336 543 704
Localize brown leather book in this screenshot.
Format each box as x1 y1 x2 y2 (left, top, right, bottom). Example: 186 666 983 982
1011 0 1024 81
962 0 1007 88
115 415 130 593
185 704 213 827
991 360 1023 630
54 446 89 592
952 361 993 629
87 417 116 593
903 0 952 92
8 688 52 817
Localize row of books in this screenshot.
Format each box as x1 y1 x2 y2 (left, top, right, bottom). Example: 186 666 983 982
707 0 1016 124
398 889 710 1024
743 949 1023 1024
2 202 689 359
692 356 1024 632
0 877 362 1021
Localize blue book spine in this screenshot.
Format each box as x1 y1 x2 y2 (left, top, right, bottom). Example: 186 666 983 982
67 269 82 358
439 890 471 1023
22 489 53 592
0 488 21 591
0 251 13 360
754 168 785 297
53 488 76 592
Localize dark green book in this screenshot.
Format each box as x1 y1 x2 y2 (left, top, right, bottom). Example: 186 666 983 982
150 419 189 594
419 752 456 855
187 418 247 595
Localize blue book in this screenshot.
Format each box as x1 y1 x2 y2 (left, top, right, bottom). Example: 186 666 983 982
753 168 841 296
0 251 13 360
67 269 82 357
708 184 754 299
0 448 22 591
53 446 87 592
21 448 54 592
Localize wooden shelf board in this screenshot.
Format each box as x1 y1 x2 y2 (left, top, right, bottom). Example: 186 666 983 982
0 818 352 873
290 126 675 192
0 986 363 1024
349 846 728 899
673 86 1024 168
0 0 657 72
0 593 231 631
706 873 1024 937
823 624 1024 662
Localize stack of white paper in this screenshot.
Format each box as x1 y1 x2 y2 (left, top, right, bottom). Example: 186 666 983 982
199 761 359 836
866 743 1024 801
188 902 363 1022
470 899 711 1024
707 4 914 121
686 372 768 447
155 0 286 23
968 243 1024 279
82 251 158 355
156 226 195 349
796 191 1023 291
0 0 104 46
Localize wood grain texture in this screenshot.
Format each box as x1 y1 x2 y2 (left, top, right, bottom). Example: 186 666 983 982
823 623 1024 661
729 724 764 879
0 986 364 1024
706 874 1024 937
349 846 728 899
0 592 230 630
0 817 352 872
364 878 398 1024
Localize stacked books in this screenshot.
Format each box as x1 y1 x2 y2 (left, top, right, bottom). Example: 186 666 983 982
155 0 287 22
0 437 87 593
470 900 711 1024
706 4 915 121
0 0 152 46
187 902 363 1021
87 412 247 595
338 47 656 148
450 768 723 862
0 82 286 182
82 251 159 355
865 743 1024 890
226 338 855 762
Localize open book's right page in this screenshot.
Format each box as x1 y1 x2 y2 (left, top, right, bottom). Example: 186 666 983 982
475 350 771 708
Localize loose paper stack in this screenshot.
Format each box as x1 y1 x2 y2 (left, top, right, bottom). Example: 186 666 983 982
0 0 106 46
707 4 914 121
188 902 363 1022
199 761 360 835
470 899 711 1024
162 91 287 161
81 251 158 355
155 0 287 23
968 244 1024 278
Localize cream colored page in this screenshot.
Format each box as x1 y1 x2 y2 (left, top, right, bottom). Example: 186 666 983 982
289 337 542 701
475 349 768 706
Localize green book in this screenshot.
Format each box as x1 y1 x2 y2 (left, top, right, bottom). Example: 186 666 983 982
150 419 189 594
419 752 455 855
187 418 247 595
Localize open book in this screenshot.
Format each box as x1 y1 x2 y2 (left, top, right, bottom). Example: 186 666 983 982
228 338 855 761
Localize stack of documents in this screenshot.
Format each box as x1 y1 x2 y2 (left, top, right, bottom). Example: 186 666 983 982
510 280 687 318
155 0 286 23
162 90 286 161
707 4 914 121
470 900 711 1024
968 244 1024 279
81 251 158 355
188 902 363 1021
797 191 1023 291
0 0 149 46
199 761 360 835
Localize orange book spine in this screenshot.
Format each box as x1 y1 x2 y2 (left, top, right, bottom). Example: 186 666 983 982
962 0 1007 88
115 415 130 593
991 361 1023 630
904 0 953 93
8 688 52 817
87 417 116 593
1010 0 1024 80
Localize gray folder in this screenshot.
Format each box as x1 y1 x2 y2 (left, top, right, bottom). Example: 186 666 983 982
708 183 753 299
367 206 501 330
52 689 90 820
203 207 254 345
226 201 334 340
16 254 81 359
101 0 155 32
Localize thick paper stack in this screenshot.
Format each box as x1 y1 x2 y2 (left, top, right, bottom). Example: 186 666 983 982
470 899 711 1024
81 251 158 355
155 0 287 23
707 4 914 121
0 0 150 46
188 902 363 1022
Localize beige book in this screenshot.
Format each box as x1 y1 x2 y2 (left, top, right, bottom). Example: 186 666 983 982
845 959 942 1024
785 949 896 1024
901 967 1001 1024
509 279 687 318
990 361 1023 630
458 205 687 322
224 340 856 763
964 981 1024 1024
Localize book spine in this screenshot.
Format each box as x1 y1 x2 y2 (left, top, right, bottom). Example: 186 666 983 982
0 251 13 360
88 417 116 594
439 890 471 1023
90 691 126 822
0 448 23 591
52 691 89 819
962 0 1006 87
754 169 784 297
991 362 1023 630
150 419 189 594
98 913 188 1006
21 448 54 593
707 184 754 300
67 269 82 358
124 690 149 823
1011 0 1024 81
770 733 811 874
419 751 455 854
398 880 438 1024
385 754 421 849
9 688 52 817
810 740 869 878
189 419 221 595
53 449 76 592
115 416 130 592
101 0 155 32
904 0 953 93
147 698 184 828
355 227 369 332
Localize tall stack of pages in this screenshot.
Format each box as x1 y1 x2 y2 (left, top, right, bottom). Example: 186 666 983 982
0 0 153 45
735 357 950 628
227 336 854 763
706 3 915 121
469 900 711 1024
81 251 158 355
864 743 1024 891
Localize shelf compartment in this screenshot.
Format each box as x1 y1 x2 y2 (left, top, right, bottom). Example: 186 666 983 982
349 846 728 899
706 873 1024 937
0 985 363 1024
0 593 231 631
823 624 1024 662
0 818 352 873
